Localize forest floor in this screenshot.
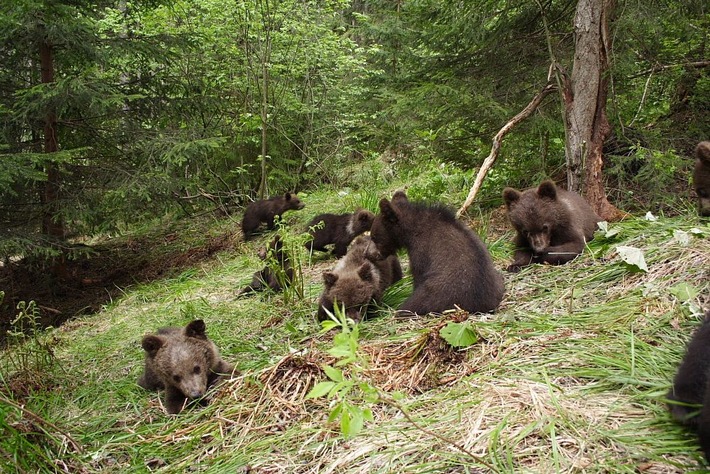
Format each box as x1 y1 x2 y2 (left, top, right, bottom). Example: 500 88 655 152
1 178 709 473
0 214 241 343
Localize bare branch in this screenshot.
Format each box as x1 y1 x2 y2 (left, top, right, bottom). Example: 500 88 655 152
456 83 557 218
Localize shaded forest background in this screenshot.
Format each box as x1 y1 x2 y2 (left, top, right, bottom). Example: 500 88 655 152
0 0 708 329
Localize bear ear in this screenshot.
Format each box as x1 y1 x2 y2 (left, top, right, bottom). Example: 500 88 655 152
392 190 408 203
323 272 338 288
284 192 292 200
185 319 207 339
537 180 558 200
142 335 166 355
502 188 521 207
379 199 399 223
358 209 374 223
357 263 374 282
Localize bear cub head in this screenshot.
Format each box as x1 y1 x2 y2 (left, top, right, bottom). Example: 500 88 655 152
503 180 563 254
138 319 233 414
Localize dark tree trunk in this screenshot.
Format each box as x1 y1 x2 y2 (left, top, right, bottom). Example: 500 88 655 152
561 0 624 221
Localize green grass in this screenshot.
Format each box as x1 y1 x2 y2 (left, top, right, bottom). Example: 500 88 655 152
1 178 709 473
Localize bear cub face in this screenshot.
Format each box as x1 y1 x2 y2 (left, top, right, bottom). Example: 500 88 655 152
317 235 402 322
138 319 234 414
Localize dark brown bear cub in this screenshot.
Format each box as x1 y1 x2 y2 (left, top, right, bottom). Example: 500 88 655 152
306 209 375 257
317 235 402 322
138 320 234 414
502 180 601 272
366 191 504 316
238 236 294 295
241 193 305 240
694 141 710 217
667 310 710 462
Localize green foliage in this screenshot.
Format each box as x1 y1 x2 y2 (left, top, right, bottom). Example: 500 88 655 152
439 321 479 348
306 306 378 438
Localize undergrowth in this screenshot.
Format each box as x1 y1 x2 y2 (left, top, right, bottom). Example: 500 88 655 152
0 183 708 473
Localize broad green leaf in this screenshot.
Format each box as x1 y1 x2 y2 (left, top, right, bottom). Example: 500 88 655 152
322 365 344 383
670 283 699 302
305 381 336 399
616 246 648 273
439 322 479 348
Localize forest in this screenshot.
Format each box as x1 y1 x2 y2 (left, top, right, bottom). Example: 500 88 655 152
0 0 709 472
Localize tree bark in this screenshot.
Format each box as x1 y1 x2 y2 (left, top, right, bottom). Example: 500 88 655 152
561 0 624 221
40 39 65 240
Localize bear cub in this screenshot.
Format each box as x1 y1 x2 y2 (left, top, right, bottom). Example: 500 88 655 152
667 310 710 462
138 319 234 414
238 236 294 295
241 193 305 240
503 180 601 272
317 235 402 322
306 209 375 258
366 191 504 316
694 141 710 217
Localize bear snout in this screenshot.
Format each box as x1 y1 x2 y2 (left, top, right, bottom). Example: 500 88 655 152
529 233 550 253
180 379 207 399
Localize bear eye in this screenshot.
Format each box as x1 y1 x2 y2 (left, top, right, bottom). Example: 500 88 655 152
542 224 549 232
193 366 201 374
173 375 182 383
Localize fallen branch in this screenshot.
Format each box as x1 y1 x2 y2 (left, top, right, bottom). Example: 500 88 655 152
457 83 557 219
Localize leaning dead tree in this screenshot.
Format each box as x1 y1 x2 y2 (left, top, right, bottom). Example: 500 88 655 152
457 83 557 218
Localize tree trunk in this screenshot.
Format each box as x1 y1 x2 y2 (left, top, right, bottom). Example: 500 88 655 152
561 0 624 221
39 39 64 240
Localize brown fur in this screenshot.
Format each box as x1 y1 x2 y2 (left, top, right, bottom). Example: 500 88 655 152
366 191 504 316
137 320 234 414
306 209 375 257
241 193 305 240
667 310 710 462
502 180 601 272
238 236 294 295
317 235 402 322
694 142 710 217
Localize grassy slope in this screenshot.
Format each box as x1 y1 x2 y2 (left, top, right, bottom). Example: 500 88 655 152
2 178 710 473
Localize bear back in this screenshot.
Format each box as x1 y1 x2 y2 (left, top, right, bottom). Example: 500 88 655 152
306 209 375 257
241 193 305 239
694 141 710 217
368 191 504 315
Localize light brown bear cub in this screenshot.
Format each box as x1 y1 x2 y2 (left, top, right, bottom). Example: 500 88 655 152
138 319 234 414
317 235 402 322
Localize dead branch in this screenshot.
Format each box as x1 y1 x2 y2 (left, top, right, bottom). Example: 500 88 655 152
456 83 557 218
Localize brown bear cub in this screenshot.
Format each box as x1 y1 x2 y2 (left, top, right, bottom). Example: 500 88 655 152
138 319 234 414
306 209 375 258
667 310 710 462
502 180 601 272
238 235 293 295
366 191 504 316
694 141 710 217
317 235 402 322
241 193 305 240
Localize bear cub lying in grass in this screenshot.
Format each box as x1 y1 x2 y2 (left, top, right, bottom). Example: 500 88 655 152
667 309 710 462
238 235 293 295
503 180 601 272
306 209 375 258
138 319 234 414
317 235 402 322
